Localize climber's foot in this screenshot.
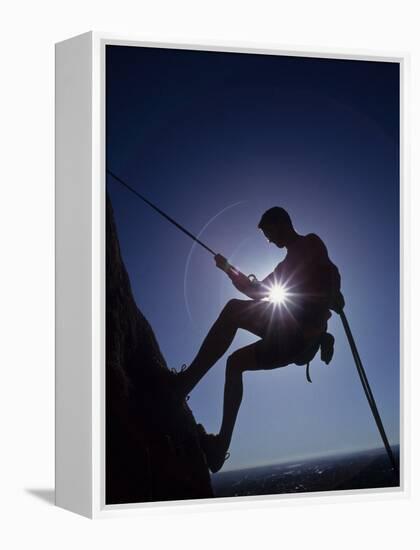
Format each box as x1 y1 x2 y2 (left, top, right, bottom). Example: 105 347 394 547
169 364 191 401
197 424 230 474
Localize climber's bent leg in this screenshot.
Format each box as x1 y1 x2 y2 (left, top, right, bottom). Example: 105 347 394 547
202 339 292 473
218 343 258 454
209 338 295 470
198 343 259 473
177 299 266 396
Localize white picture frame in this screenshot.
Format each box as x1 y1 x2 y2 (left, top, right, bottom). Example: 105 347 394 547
55 31 408 518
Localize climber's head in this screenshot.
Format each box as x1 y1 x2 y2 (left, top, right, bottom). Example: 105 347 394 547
258 207 296 248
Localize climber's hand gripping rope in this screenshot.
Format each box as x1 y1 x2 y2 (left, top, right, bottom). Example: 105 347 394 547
214 254 259 290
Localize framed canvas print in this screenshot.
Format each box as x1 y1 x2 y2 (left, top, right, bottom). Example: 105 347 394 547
55 32 407 518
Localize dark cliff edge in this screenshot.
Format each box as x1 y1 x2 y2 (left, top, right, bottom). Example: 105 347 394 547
106 194 213 504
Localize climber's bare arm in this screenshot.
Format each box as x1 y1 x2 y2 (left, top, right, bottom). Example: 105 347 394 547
229 271 268 300
214 254 270 300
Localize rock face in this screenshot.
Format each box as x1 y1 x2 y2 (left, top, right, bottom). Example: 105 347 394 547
106 195 213 504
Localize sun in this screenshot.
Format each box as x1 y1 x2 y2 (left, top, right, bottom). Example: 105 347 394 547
268 283 289 305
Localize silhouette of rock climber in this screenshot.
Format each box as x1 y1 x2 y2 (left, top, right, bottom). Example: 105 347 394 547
173 206 341 473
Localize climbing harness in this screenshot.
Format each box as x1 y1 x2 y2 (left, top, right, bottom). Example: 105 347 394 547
294 332 335 383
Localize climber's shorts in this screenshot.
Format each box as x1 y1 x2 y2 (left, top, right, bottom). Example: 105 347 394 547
253 334 305 370
229 298 306 370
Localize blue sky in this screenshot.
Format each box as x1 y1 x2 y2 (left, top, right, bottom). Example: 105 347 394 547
106 45 399 470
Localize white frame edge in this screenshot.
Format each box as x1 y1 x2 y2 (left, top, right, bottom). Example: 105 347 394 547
55 31 410 519
55 31 94 518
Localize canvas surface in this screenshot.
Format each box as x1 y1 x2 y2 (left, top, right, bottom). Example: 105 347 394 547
105 44 400 505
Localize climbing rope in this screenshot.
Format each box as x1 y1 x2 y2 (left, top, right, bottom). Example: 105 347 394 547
339 309 397 474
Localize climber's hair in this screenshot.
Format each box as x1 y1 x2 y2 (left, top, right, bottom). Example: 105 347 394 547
258 207 293 231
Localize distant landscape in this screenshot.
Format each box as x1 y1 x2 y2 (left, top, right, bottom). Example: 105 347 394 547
212 446 400 498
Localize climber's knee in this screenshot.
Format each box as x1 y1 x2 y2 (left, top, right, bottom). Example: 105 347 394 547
226 350 246 379
226 344 259 379
219 298 242 325
224 298 242 315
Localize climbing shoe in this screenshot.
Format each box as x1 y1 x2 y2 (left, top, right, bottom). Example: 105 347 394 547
197 424 230 474
169 364 190 401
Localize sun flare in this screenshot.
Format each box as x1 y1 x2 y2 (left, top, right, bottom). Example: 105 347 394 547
268 283 289 305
